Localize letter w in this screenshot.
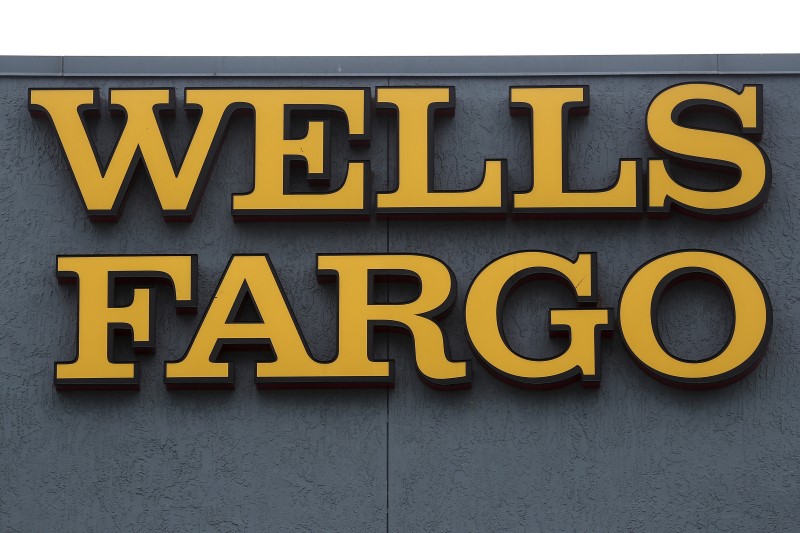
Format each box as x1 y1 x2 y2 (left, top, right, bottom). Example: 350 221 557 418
29 88 230 220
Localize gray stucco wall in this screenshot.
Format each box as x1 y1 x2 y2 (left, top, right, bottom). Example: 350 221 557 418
0 57 798 531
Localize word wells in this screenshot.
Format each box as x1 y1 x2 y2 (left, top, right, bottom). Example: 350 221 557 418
54 251 771 391
29 83 770 219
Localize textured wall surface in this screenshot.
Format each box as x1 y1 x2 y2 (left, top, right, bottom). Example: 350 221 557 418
0 66 798 532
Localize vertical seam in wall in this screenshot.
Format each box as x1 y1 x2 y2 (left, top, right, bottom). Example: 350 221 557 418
385 74 391 533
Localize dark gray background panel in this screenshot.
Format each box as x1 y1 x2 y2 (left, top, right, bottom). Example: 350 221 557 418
0 60 797 532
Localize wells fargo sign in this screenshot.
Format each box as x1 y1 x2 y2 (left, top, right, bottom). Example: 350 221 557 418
30 83 772 391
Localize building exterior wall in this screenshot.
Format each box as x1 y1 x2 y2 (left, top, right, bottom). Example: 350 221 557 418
0 56 798 531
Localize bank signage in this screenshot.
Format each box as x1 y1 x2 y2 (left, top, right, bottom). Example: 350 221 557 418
31 83 772 391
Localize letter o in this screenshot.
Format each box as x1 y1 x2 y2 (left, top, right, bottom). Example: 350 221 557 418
619 250 771 388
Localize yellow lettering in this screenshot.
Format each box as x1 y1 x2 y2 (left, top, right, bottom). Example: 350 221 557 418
29 89 230 220
465 251 611 387
618 250 771 387
231 89 370 217
646 83 770 216
375 87 505 214
510 86 641 213
318 254 468 387
55 255 195 389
